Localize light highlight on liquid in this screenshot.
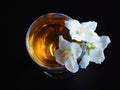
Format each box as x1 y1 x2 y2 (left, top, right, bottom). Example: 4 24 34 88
27 13 71 67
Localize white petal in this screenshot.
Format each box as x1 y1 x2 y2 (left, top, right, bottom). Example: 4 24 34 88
65 19 80 30
69 31 84 41
79 53 90 68
70 30 99 42
85 31 99 42
99 36 111 50
81 21 97 32
89 48 105 64
65 56 79 73
54 49 65 65
59 36 70 50
65 19 80 31
70 42 82 58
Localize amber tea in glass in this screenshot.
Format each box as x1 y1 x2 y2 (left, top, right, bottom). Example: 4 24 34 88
26 13 74 77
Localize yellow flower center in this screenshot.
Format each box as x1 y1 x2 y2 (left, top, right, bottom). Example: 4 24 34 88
61 49 72 60
86 42 96 55
79 26 86 35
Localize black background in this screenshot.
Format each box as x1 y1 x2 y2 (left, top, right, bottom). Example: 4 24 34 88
6 1 120 90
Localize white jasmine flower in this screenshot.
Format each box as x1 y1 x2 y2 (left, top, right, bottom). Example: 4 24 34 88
80 36 111 68
54 35 82 73
65 19 99 42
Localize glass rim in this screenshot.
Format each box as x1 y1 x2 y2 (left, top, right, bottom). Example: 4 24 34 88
25 13 72 71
